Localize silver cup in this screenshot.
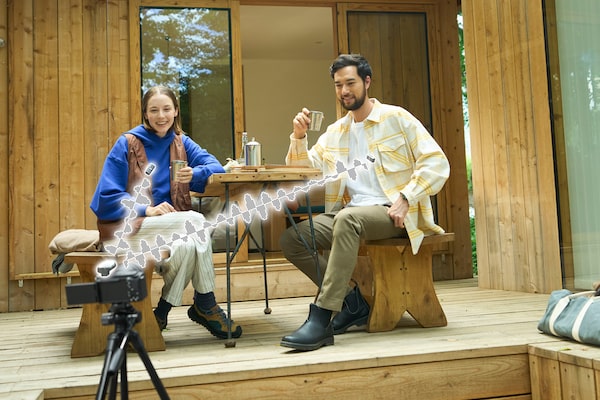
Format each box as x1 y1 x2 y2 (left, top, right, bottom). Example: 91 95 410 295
171 160 187 181
308 111 324 131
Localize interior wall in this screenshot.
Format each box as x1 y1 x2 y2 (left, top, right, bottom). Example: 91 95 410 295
240 5 337 166
242 59 337 165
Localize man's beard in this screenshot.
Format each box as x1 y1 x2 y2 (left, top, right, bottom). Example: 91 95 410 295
340 90 366 111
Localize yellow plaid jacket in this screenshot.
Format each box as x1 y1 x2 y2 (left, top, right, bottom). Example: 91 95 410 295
285 99 450 254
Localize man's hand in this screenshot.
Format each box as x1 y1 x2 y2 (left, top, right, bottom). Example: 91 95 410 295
387 194 409 228
292 108 311 139
146 201 176 216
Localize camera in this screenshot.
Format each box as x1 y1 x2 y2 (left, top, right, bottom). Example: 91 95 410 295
66 260 147 305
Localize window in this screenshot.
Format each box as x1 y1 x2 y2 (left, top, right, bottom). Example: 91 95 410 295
140 7 234 162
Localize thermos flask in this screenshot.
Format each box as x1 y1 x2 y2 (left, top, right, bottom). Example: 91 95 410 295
245 137 262 166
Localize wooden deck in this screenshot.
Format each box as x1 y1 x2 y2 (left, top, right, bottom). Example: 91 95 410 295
0 278 571 400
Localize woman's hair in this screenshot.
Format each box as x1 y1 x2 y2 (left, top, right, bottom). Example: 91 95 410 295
329 54 373 82
141 85 184 135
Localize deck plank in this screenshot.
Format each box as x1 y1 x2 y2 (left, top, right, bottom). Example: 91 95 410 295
0 278 564 399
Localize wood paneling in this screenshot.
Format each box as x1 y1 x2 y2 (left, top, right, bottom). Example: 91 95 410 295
8 0 36 311
34 0 61 309
4 0 130 310
530 341 600 400
463 0 562 293
0 0 9 313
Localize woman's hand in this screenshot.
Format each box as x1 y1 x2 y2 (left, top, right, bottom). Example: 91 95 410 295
146 201 176 216
174 166 193 183
285 199 300 212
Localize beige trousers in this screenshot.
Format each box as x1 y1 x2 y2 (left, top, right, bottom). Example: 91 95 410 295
280 205 406 312
121 210 216 306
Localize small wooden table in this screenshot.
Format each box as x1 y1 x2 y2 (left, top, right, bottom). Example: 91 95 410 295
202 166 323 345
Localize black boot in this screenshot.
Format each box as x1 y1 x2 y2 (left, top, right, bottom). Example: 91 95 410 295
280 304 334 351
331 285 370 334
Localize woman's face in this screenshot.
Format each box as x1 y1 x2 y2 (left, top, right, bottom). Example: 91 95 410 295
144 93 178 137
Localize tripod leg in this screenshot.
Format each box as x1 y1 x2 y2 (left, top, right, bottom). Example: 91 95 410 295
120 355 128 400
96 332 121 400
128 331 170 400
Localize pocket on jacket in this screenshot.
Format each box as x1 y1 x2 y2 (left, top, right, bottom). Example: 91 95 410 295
376 136 412 175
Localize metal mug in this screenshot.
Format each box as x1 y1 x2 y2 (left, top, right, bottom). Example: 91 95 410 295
170 160 187 181
308 110 324 131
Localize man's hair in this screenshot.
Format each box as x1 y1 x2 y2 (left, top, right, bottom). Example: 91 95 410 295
329 54 373 82
141 85 184 135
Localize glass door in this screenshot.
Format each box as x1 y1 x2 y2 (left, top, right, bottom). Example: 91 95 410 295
546 0 600 290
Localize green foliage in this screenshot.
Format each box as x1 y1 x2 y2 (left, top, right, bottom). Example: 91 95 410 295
466 157 473 192
470 213 477 275
459 12 476 275
466 156 477 275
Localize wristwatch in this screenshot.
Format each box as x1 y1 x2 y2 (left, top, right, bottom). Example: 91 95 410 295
400 192 408 202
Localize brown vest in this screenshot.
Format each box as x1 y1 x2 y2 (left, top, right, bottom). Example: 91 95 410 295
97 133 192 242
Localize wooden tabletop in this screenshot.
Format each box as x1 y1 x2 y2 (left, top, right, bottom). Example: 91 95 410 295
209 165 322 183
194 166 322 197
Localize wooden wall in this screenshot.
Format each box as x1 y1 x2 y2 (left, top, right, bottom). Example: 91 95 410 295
4 0 133 312
463 0 562 293
0 0 7 312
1 0 469 312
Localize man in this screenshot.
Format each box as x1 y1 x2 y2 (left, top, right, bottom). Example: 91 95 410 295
280 54 450 351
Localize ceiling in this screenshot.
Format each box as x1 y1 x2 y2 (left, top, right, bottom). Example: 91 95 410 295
239 6 335 60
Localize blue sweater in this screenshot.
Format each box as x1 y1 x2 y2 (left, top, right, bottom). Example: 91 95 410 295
90 125 225 220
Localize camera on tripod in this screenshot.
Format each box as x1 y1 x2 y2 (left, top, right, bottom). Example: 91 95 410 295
66 260 147 306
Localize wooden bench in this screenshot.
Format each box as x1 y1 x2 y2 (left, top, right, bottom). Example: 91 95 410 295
64 252 165 358
352 233 455 332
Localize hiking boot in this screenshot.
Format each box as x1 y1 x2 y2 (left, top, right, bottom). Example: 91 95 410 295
280 303 334 351
331 285 370 334
187 304 242 339
153 310 167 331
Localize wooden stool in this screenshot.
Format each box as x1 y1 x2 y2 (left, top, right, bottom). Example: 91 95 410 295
352 233 455 332
64 252 165 358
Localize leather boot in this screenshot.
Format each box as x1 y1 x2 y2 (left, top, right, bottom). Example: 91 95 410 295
331 285 370 334
280 303 334 351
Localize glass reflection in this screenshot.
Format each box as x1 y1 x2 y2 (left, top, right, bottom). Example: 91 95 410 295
140 7 234 163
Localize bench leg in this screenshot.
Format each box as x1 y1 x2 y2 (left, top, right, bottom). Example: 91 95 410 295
363 245 447 332
364 245 408 332
70 262 165 358
403 247 447 328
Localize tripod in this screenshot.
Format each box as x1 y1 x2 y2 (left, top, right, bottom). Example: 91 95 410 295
96 302 170 400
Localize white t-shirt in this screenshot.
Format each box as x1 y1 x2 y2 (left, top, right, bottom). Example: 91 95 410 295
346 120 390 207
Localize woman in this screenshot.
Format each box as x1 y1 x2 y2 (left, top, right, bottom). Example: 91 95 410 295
90 85 242 339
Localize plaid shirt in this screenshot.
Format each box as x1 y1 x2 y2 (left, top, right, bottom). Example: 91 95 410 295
286 99 450 254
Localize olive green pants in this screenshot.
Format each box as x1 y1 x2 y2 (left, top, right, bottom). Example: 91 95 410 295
279 205 406 312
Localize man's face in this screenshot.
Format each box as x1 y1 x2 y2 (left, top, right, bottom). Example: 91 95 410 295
333 66 370 111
